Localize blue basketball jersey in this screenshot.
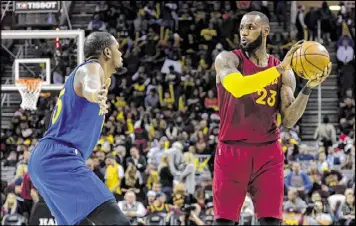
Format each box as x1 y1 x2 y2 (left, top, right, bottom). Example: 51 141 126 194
41 61 105 159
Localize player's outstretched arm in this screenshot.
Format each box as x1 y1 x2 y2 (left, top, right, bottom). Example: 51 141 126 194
75 62 111 113
215 51 284 98
280 63 332 128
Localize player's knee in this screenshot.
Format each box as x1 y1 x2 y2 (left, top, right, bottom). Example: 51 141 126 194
213 218 237 225
259 217 281 225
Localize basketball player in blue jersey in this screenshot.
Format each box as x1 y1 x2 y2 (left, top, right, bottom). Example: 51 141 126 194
28 32 131 225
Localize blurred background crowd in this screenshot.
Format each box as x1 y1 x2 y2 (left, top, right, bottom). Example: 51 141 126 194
1 1 355 225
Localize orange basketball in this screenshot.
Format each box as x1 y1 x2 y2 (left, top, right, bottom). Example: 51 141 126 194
291 41 330 80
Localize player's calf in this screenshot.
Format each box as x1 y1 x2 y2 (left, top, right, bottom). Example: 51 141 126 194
78 200 131 225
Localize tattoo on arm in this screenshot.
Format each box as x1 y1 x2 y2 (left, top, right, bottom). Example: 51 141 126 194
214 51 240 83
280 70 310 128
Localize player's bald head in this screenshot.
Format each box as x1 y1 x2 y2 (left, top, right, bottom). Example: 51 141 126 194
242 11 270 27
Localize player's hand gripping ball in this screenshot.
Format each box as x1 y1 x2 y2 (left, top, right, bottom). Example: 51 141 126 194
291 41 331 81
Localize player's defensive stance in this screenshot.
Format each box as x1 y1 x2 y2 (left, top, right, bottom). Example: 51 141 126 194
212 12 331 225
28 32 131 225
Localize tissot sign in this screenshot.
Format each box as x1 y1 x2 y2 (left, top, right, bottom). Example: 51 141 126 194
14 1 60 13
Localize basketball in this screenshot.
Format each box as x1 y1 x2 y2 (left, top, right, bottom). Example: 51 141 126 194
291 41 330 80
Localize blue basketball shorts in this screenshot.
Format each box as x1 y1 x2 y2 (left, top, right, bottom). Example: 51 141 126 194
28 139 114 225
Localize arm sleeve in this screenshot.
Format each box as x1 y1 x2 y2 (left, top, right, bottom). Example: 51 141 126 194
221 67 280 98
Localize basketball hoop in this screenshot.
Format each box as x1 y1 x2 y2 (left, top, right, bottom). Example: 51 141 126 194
15 78 43 111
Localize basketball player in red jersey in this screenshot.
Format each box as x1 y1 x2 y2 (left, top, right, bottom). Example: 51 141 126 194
212 11 332 225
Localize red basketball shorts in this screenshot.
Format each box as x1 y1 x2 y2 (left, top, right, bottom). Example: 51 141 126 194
213 140 284 222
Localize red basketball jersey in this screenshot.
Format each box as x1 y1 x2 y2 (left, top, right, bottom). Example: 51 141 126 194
217 49 282 144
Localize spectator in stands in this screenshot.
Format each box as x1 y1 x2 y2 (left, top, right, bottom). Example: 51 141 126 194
337 36 355 70
322 170 349 195
52 70 63 84
126 147 147 173
118 190 146 224
144 190 156 208
87 13 106 31
284 188 307 213
337 35 355 49
167 142 196 195
341 88 355 106
319 1 335 45
339 63 355 99
120 163 144 200
147 191 170 216
312 200 333 225
314 115 337 152
11 164 27 193
158 153 174 200
145 88 160 109
285 162 313 197
326 147 344 168
308 162 323 193
113 145 127 169
274 0 287 30
204 90 218 112
339 97 355 126
20 172 35 218
317 151 330 173
144 164 159 191
295 144 315 161
169 183 197 209
296 5 307 41
340 191 355 225
1 192 24 218
305 7 320 41
147 136 168 169
86 158 105 182
105 154 124 201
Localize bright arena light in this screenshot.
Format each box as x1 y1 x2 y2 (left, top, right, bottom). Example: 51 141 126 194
329 5 341 11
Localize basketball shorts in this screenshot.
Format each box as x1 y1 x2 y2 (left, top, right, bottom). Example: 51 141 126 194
213 140 284 222
28 139 114 225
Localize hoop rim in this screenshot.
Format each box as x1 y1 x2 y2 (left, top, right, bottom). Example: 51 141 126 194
15 77 43 83
15 78 43 92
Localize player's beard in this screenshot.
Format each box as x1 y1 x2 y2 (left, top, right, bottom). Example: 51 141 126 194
241 31 263 55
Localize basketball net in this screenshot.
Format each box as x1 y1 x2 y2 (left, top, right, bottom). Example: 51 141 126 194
15 78 43 111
